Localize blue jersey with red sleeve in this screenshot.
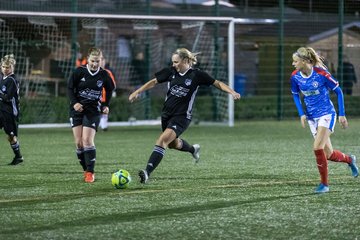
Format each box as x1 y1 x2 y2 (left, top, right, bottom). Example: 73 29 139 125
290 67 344 119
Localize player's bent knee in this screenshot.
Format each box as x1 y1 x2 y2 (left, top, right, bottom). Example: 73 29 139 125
7 135 17 143
168 139 181 149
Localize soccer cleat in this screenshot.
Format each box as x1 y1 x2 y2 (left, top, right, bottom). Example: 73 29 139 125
192 144 201 163
84 171 95 183
348 155 359 178
315 183 329 194
8 156 24 165
138 169 149 184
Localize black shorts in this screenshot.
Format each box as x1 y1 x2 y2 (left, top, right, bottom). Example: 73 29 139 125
161 115 191 137
0 111 18 136
69 109 100 130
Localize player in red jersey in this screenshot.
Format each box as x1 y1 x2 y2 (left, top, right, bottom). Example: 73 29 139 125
99 56 116 131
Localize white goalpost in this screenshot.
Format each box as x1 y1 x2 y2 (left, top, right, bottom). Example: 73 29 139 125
227 18 277 126
0 10 275 128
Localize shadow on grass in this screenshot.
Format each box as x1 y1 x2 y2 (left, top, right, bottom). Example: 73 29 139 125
0 192 314 235
0 175 348 207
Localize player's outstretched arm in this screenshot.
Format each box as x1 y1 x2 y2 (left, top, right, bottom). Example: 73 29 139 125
129 78 158 103
212 80 241 100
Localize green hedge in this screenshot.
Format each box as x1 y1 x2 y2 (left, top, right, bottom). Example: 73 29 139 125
18 95 360 124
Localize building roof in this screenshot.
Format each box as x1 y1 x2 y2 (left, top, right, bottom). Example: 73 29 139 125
309 21 360 42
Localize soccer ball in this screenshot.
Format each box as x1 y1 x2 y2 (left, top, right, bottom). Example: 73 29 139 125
111 169 131 189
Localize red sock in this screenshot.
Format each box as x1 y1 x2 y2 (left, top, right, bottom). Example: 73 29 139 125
328 150 351 164
314 149 328 186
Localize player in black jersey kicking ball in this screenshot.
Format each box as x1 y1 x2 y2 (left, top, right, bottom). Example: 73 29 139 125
0 54 23 165
129 48 241 183
68 47 115 183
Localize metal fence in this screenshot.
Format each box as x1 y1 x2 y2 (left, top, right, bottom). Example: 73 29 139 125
0 0 359 123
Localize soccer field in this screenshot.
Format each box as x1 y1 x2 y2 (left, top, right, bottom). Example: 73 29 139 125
0 120 359 239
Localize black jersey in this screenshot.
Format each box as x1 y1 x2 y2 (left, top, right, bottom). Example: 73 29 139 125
155 67 215 119
68 65 114 113
0 73 20 117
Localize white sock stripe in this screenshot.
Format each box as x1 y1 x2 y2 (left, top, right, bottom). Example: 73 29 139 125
153 146 165 155
154 149 165 155
84 146 96 151
76 148 84 154
179 139 183 149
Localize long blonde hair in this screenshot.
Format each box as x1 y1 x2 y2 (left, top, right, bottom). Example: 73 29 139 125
173 48 200 67
293 47 327 69
1 54 16 67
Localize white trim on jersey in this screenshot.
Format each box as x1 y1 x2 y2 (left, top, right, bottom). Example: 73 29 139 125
164 81 170 102
11 98 18 116
187 86 199 119
299 68 313 79
86 64 100 76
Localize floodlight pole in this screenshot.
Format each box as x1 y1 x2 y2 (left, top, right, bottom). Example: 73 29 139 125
277 0 284 121
338 0 344 87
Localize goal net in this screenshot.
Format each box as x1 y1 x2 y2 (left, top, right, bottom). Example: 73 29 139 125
0 12 243 127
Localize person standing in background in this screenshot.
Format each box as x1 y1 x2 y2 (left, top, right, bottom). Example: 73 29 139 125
99 56 116 131
341 58 357 95
76 52 87 67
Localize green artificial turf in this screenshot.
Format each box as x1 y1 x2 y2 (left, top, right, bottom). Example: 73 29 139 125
0 120 359 239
